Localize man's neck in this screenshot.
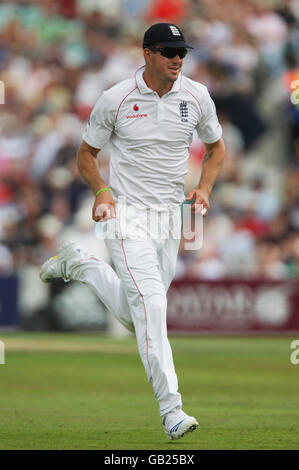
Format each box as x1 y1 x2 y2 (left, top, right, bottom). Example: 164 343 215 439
142 69 174 97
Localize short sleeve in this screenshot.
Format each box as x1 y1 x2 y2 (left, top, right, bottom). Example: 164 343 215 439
196 88 222 144
82 92 115 149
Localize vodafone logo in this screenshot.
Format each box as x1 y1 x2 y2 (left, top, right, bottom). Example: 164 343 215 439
126 103 147 118
126 103 148 118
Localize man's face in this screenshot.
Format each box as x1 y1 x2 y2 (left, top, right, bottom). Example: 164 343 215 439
145 46 185 82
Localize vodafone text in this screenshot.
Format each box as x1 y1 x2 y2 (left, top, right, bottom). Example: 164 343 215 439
126 113 148 118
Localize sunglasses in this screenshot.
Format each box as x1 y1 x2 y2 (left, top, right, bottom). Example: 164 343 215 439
149 47 188 59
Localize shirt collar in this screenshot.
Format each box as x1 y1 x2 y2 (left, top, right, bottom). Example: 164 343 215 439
134 65 182 95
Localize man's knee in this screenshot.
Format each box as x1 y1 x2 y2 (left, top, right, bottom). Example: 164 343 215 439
146 293 167 314
129 291 167 325
145 293 168 335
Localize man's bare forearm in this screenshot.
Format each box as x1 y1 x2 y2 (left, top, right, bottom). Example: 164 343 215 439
77 141 107 195
197 138 225 195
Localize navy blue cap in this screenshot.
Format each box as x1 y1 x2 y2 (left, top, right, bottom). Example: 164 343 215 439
143 23 193 49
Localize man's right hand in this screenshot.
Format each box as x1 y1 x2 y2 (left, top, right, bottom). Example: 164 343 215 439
92 191 116 222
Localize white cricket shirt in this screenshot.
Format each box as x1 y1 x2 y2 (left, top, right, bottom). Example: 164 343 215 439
83 65 222 209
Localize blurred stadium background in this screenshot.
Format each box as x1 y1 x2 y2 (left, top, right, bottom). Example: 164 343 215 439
0 0 299 335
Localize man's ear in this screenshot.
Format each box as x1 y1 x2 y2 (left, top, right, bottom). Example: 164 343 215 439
143 48 151 63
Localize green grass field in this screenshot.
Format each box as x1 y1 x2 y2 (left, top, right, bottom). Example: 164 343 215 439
0 332 298 450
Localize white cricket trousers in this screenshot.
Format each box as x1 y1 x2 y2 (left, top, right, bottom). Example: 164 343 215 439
70 203 182 417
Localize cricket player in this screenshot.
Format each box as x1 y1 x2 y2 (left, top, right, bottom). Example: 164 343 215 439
40 23 225 440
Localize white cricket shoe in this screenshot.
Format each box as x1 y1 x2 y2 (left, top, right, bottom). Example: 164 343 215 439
40 241 83 283
163 407 199 440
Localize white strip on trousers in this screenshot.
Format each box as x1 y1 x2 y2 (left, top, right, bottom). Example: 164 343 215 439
69 203 182 416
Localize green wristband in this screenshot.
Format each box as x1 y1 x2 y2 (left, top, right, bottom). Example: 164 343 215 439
95 188 110 197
